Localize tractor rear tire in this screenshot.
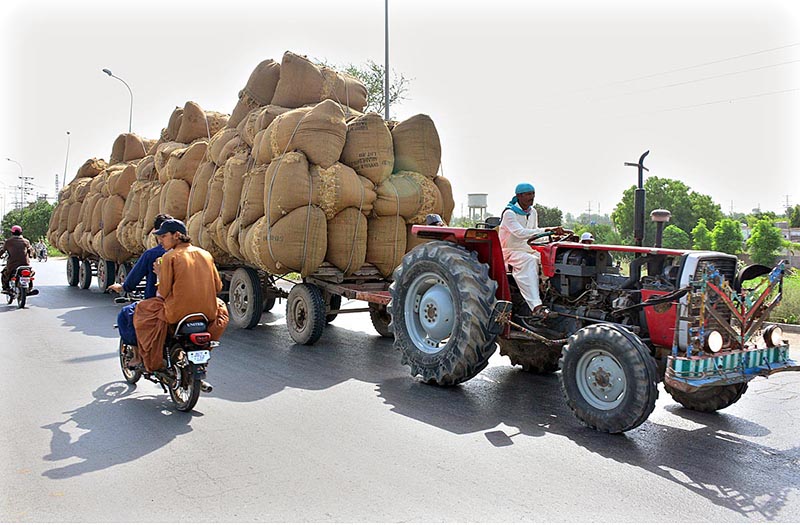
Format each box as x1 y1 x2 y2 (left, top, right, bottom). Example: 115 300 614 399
499 338 561 374
665 382 748 413
559 324 658 433
390 241 498 386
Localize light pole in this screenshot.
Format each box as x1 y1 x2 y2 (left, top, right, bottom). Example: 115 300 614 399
102 68 133 132
63 130 71 190
6 158 23 210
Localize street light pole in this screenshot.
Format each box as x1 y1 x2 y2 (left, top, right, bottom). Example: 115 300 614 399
102 68 133 133
6 158 23 210
63 130 71 190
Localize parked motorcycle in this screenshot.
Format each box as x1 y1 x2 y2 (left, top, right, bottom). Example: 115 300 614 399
3 265 39 308
114 296 217 411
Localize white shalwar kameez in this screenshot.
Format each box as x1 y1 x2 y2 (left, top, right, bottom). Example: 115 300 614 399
498 207 546 311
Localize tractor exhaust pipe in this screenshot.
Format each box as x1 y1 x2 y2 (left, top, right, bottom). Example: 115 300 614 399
625 150 650 246
651 209 671 248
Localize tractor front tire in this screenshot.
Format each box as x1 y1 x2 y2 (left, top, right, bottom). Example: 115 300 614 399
390 241 498 386
665 382 748 413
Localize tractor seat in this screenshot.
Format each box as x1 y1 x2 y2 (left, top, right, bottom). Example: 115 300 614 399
476 216 501 229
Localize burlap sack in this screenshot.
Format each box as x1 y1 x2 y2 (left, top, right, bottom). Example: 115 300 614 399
366 215 406 278
67 203 82 232
272 51 367 112
86 194 105 233
220 153 250 224
75 158 107 180
402 171 442 225
102 194 125 235
58 231 70 255
391 114 441 179
91 230 104 257
262 99 347 169
110 134 149 164
175 101 228 144
116 219 140 255
340 112 394 185
250 206 327 276
202 167 225 226
314 162 376 220
211 217 230 252
109 164 137 198
59 184 73 202
159 179 190 220
228 59 281 128
143 184 163 236
137 181 156 224
257 105 292 131
197 219 236 265
67 231 84 256
405 224 433 253
57 203 70 231
225 218 245 261
208 128 240 165
164 106 183 142
122 181 148 221
135 155 156 181
102 229 134 263
90 171 108 194
155 142 184 184
373 171 440 223
186 211 203 244
433 176 455 224
187 161 215 217
239 165 267 227
70 177 94 203
237 108 263 147
164 140 207 185
239 222 257 266
264 152 320 225
326 207 367 275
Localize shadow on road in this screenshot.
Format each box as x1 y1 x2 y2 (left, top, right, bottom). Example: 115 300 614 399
41 382 195 480
376 365 798 520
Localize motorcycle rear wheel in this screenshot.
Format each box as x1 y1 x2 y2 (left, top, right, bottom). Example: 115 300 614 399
169 363 201 412
16 287 26 309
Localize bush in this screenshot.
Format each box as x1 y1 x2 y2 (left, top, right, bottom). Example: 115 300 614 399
770 270 799 324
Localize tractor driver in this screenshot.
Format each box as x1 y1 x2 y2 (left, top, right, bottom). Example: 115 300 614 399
498 183 564 318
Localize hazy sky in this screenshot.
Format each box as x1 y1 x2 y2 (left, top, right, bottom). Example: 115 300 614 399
1 0 799 221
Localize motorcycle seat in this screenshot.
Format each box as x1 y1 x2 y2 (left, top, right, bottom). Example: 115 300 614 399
175 313 209 335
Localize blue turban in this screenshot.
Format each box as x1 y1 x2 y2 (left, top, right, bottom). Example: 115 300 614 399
515 182 535 194
506 182 536 215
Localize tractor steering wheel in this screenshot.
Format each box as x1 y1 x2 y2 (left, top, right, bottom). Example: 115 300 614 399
527 229 575 246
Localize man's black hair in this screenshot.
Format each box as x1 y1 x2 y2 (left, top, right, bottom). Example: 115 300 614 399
154 214 174 231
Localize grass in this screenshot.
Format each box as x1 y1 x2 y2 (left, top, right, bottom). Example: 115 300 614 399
770 270 799 324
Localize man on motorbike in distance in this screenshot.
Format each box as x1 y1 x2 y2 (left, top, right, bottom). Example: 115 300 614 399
1 225 34 294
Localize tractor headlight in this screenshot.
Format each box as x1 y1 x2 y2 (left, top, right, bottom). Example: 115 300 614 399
763 325 784 347
705 330 724 353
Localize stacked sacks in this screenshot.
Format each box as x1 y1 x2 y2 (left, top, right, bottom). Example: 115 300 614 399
228 59 281 128
48 158 108 253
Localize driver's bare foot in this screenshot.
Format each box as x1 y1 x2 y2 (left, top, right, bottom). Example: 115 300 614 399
531 305 550 318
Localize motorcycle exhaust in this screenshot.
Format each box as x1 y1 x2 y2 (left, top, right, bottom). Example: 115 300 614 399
200 380 213 393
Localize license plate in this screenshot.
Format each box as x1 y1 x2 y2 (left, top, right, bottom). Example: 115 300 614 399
187 350 210 364
19 278 29 286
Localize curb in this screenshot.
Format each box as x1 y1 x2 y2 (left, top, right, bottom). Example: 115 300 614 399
775 322 800 335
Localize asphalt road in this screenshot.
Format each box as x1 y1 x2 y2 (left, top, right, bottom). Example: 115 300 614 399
2 258 799 522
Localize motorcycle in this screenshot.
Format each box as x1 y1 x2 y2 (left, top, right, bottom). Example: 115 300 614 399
3 265 39 308
38 248 48 263
114 296 217 412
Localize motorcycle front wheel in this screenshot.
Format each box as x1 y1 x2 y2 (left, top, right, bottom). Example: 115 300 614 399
119 339 142 384
169 362 201 412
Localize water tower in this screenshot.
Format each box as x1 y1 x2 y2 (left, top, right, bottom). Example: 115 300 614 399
468 193 488 222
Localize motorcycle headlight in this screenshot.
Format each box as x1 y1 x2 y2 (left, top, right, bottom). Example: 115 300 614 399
705 330 724 353
763 325 784 347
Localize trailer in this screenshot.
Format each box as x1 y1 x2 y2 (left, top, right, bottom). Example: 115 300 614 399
66 254 131 292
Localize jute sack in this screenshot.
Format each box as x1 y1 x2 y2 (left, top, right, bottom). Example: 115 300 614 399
211 217 230 253
102 229 134 263
314 162 376 220
110 133 149 164
159 179 190 220
90 170 108 194
340 113 394 185
238 222 257 266
86 194 105 232
262 99 347 169
102 195 125 234
264 152 320 225
57 203 70 231
373 172 425 218
366 215 406 278
391 114 441 179
228 59 281 128
208 128 240 165
109 164 137 198
164 106 183 142
175 101 228 144
58 184 73 202
135 155 156 181
75 158 107 180
164 140 208 185
220 153 250 224
67 230 84 256
272 51 367 112
239 165 267 227
91 230 104 257
137 181 156 224
187 161 215 217
122 181 148 221
202 167 225 225
186 212 203 244
326 207 367 275
155 142 184 184
257 105 292 131
225 218 245 261
143 184 163 237
115 219 137 255
241 106 294 150
405 224 433 253
73 223 86 251
403 171 443 225
433 176 455 224
70 177 94 203
250 206 327 276
67 203 83 232
197 220 237 265
57 230 69 254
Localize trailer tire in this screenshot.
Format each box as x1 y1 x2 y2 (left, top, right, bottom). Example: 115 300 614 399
559 324 658 433
97 259 116 292
116 262 132 285
369 304 392 338
262 292 276 313
325 293 342 323
66 256 80 287
78 259 93 290
229 268 263 329
665 382 748 413
287 283 326 345
499 338 561 374
390 241 498 386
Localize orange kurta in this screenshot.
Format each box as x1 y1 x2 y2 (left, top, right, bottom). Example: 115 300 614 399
158 244 223 324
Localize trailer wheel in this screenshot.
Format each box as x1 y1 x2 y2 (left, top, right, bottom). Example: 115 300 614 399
369 303 392 338
499 338 561 374
665 382 748 413
78 259 93 290
325 293 342 323
390 241 498 386
286 283 326 345
229 268 263 329
97 259 116 292
116 262 132 285
262 292 276 313
559 324 658 433
66 256 80 287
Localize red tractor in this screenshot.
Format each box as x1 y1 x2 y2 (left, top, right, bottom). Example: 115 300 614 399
389 222 797 433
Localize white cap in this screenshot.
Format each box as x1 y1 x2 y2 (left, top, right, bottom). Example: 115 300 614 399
580 232 594 242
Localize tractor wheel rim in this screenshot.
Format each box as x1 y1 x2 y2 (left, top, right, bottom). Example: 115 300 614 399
404 272 455 354
576 349 626 410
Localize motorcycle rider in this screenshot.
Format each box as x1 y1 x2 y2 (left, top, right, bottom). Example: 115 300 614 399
1 225 35 294
33 239 47 261
498 183 564 318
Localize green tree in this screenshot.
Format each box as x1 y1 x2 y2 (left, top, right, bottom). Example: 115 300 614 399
747 219 784 266
662 224 692 249
534 203 563 228
746 210 778 227
1 200 54 241
611 176 722 245
788 204 800 228
691 218 713 250
711 218 744 255
323 59 411 117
